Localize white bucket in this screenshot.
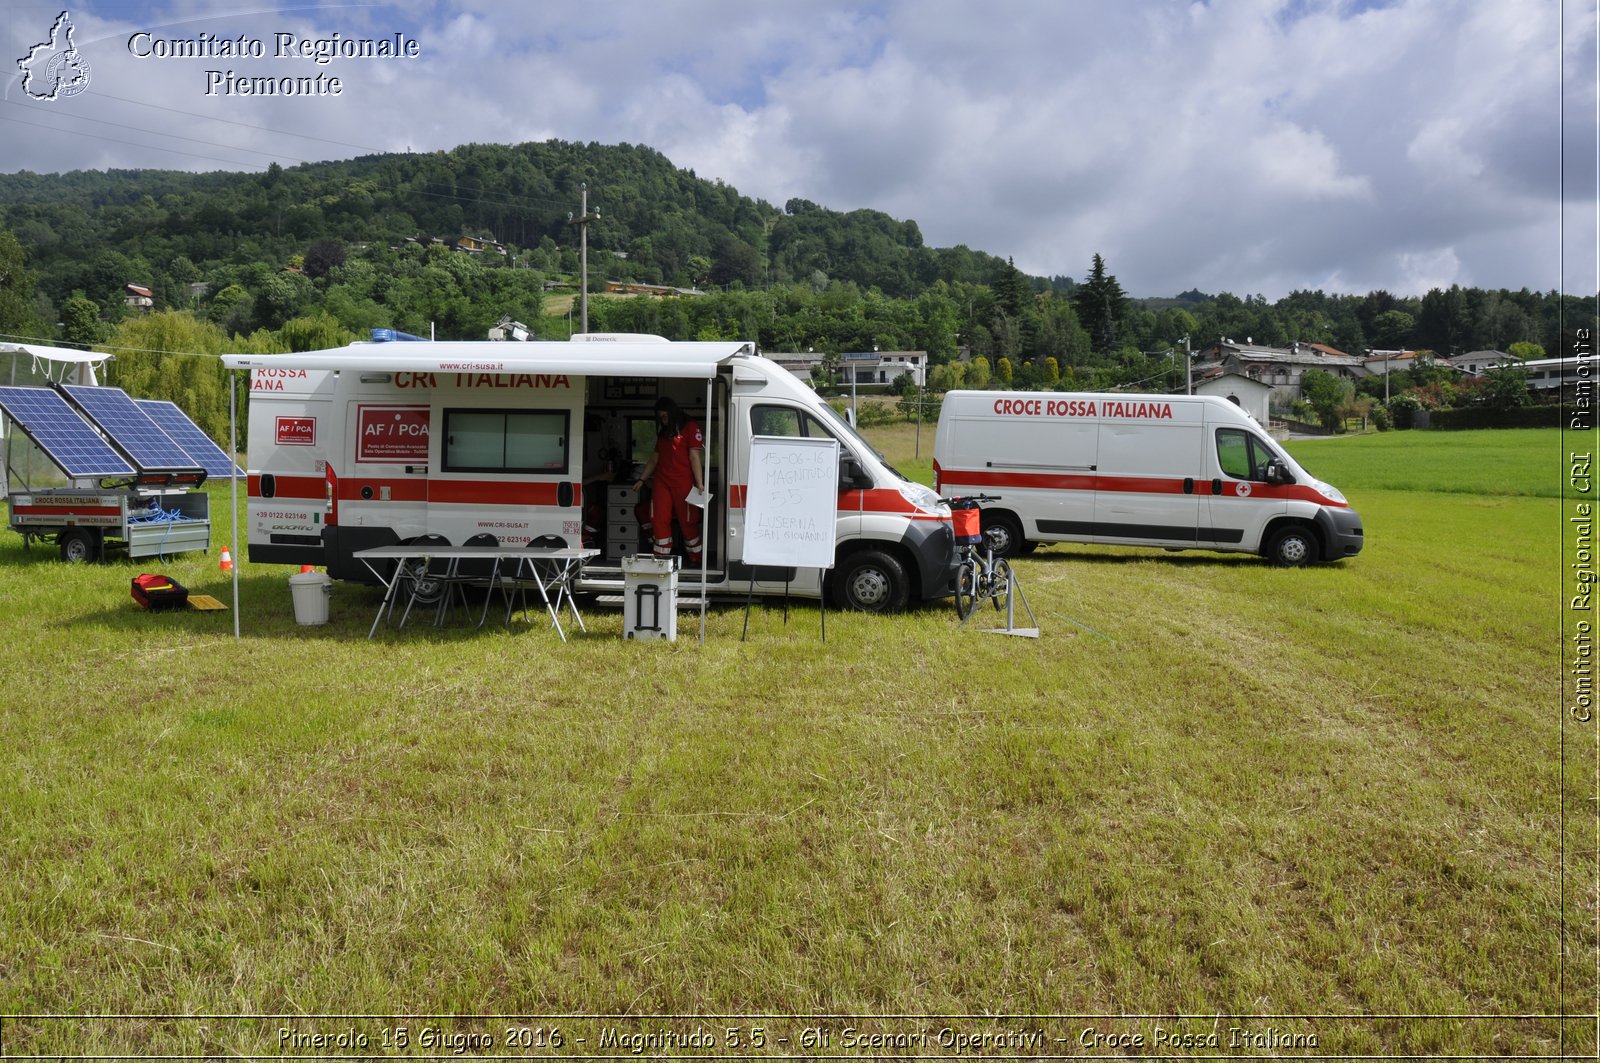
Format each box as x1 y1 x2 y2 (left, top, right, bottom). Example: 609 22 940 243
289 570 332 625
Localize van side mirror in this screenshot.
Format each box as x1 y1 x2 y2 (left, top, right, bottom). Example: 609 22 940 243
838 454 872 491
1265 459 1294 486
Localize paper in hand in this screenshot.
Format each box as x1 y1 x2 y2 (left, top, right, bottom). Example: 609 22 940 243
686 487 711 509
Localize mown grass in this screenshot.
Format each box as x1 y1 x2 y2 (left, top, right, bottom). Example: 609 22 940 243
0 428 1587 1057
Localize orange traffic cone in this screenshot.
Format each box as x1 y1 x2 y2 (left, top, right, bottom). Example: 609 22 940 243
219 546 234 572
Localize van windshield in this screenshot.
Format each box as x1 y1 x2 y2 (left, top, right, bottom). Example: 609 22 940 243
812 401 906 481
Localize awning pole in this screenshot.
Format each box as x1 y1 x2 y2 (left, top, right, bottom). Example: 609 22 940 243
230 369 240 638
699 375 712 643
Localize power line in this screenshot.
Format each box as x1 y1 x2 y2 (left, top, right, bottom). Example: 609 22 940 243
1 100 312 165
0 112 287 169
80 88 389 155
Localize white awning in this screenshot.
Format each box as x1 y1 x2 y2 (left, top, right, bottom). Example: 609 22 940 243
0 341 111 385
220 340 754 379
0 341 111 364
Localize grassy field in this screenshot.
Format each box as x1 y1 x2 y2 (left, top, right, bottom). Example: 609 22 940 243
0 428 1588 1057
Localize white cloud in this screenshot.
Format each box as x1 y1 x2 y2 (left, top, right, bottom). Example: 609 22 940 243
0 0 1592 299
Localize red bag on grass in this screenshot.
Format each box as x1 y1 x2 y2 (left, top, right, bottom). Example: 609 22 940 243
131 573 188 610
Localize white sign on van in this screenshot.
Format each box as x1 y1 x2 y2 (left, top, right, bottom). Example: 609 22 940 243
743 434 840 569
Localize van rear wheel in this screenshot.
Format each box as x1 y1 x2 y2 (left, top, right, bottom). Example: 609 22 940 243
1265 525 1316 567
833 548 910 613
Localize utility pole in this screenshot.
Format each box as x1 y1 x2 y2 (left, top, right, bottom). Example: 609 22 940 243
569 183 600 334
1184 334 1192 394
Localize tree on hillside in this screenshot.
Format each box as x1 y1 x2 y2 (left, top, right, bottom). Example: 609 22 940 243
60 294 102 349
992 257 1030 318
1370 308 1417 350
0 230 43 339
302 239 346 280
1072 253 1127 358
1300 368 1352 431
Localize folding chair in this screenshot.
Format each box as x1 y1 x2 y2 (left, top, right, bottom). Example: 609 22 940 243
396 533 452 628
454 532 504 627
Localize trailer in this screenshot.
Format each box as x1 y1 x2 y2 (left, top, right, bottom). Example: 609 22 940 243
9 487 211 562
0 381 238 563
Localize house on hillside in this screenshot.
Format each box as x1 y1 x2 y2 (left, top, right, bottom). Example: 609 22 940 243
1190 370 1273 426
841 350 927 388
1445 349 1515 376
1193 338 1368 410
451 234 507 256
767 350 827 386
124 283 154 311
604 280 705 297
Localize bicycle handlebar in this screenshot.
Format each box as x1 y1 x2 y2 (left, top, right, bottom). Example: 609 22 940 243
938 493 1001 507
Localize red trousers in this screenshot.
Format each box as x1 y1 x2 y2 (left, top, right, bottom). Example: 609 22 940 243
650 483 702 563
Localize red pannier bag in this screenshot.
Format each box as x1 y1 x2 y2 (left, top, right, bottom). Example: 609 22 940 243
951 505 983 544
131 573 188 610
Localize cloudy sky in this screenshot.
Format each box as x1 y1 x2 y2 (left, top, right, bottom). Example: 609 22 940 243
3 0 1596 300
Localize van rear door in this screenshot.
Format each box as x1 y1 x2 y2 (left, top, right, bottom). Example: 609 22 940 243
247 368 333 566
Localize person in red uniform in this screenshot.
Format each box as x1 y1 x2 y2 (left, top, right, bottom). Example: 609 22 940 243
634 396 706 564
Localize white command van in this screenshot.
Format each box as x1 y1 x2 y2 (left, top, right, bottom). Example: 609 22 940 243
933 390 1363 565
224 336 957 612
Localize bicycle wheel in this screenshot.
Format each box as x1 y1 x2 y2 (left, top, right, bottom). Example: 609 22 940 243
990 558 1013 612
954 559 979 620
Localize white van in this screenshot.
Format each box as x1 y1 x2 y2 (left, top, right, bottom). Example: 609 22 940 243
225 336 956 612
933 390 1363 565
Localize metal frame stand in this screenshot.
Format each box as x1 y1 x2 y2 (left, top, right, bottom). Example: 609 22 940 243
979 566 1040 639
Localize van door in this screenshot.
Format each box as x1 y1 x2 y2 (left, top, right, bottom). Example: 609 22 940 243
1202 426 1286 550
342 397 430 542
1091 420 1207 546
247 369 333 566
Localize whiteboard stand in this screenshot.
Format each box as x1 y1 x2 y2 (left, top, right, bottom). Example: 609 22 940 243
979 567 1041 638
740 435 840 644
739 565 827 642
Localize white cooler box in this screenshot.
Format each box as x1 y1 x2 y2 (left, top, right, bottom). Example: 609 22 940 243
621 554 678 641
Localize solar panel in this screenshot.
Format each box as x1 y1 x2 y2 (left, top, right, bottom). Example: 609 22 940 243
0 386 135 478
60 384 201 474
135 398 241 477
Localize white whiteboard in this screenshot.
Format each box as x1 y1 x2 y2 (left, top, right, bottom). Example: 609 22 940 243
743 434 840 569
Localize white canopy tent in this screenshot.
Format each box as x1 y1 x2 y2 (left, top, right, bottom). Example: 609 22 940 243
218 339 756 638
0 340 110 386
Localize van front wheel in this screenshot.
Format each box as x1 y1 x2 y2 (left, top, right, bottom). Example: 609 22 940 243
1265 525 1317 567
981 511 1026 559
833 549 910 613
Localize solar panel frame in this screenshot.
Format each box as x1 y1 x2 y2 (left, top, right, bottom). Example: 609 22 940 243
0 386 135 479
135 398 242 478
60 384 202 474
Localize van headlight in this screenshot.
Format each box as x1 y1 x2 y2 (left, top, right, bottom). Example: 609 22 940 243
1316 480 1347 505
900 482 945 515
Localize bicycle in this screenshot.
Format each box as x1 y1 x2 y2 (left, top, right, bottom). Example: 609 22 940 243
940 494 1012 621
